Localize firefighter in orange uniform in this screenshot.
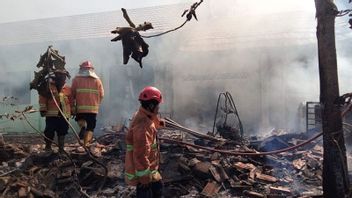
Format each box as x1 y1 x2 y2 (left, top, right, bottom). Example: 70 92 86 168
39 70 71 153
125 86 164 198
71 61 104 146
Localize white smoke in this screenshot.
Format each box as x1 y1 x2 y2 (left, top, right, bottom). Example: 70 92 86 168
1 0 352 135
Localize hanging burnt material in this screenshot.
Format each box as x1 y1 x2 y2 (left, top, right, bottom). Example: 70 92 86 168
29 46 70 98
111 8 153 68
111 0 203 68
181 0 203 21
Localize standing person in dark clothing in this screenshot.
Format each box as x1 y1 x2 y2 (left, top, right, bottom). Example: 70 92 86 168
39 70 71 153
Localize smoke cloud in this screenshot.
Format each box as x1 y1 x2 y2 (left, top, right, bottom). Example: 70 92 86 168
0 0 352 136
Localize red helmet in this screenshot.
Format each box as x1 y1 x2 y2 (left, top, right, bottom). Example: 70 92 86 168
79 61 94 69
139 86 163 103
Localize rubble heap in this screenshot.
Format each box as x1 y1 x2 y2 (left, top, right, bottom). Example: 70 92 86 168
158 129 324 197
0 126 330 197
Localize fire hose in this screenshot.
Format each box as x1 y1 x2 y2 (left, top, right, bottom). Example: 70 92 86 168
159 132 322 156
21 112 90 198
164 117 226 142
162 115 351 156
48 87 107 195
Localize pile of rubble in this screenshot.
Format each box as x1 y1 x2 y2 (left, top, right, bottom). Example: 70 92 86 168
0 131 131 198
158 129 324 197
0 126 327 197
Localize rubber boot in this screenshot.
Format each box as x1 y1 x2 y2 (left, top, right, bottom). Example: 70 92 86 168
45 139 52 151
58 136 65 153
83 131 93 147
77 120 87 139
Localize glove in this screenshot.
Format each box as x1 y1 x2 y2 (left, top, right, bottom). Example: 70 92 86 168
40 111 47 117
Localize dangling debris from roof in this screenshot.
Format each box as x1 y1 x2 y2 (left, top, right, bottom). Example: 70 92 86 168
29 46 70 98
181 0 203 21
111 8 153 68
111 0 203 68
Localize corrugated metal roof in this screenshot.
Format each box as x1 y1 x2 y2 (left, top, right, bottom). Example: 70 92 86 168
0 2 351 49
179 11 352 51
0 3 187 45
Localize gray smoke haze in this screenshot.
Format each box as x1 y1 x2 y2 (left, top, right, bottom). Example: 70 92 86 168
152 0 319 134
0 0 352 136
150 0 352 135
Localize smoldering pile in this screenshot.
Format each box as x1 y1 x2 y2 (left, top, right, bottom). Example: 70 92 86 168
0 122 330 198
157 128 325 197
0 127 129 198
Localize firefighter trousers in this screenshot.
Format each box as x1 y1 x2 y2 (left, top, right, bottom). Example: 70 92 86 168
44 116 69 140
136 181 163 198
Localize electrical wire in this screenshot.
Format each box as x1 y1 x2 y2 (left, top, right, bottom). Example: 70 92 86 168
21 112 91 198
140 0 203 38
162 108 352 156
337 9 352 17
141 20 187 38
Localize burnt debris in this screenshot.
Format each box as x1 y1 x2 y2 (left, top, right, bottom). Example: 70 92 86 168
110 9 153 68
29 46 70 98
0 123 331 197
181 0 203 21
111 0 203 68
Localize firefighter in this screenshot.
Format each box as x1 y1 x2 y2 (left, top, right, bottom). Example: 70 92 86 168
39 70 71 153
125 86 164 198
71 61 104 147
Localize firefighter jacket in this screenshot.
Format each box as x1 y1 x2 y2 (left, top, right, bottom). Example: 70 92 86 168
125 107 164 185
39 84 72 118
71 76 104 114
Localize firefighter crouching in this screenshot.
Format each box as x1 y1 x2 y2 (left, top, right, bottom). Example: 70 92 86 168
125 86 165 198
71 61 104 146
39 70 71 153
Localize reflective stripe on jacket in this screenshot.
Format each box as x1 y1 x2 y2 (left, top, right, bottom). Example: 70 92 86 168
39 84 72 118
125 107 164 186
71 75 104 114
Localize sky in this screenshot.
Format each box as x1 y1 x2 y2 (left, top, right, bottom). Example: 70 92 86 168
0 0 193 23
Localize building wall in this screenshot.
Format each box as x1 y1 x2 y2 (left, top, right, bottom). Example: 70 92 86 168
1 2 352 135
0 38 168 134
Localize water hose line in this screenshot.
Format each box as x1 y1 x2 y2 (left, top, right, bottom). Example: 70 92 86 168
21 112 90 198
49 87 107 193
159 131 322 156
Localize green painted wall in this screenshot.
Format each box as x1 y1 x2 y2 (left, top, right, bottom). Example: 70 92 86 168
0 96 79 135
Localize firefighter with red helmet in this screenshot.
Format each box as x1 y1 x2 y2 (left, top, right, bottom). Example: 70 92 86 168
125 86 164 198
71 61 104 146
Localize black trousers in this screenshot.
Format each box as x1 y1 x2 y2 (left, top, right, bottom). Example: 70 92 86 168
75 113 97 131
136 181 163 198
44 117 69 140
